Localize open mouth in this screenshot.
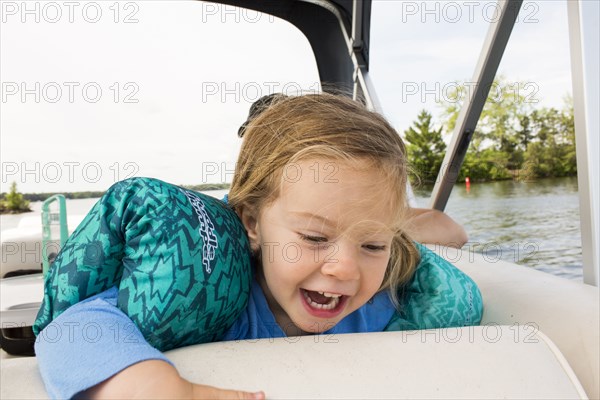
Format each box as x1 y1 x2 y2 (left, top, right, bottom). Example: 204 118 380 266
300 288 347 317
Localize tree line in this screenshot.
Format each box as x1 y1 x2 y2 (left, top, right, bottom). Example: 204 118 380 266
0 183 231 214
404 78 576 184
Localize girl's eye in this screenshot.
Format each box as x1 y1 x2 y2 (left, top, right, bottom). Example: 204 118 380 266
299 234 328 243
363 244 387 252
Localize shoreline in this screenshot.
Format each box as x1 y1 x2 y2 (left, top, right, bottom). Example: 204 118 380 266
0 183 231 206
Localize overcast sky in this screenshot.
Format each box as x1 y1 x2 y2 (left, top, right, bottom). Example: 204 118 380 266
1 0 572 193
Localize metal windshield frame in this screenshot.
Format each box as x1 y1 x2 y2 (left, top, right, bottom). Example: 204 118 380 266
203 0 598 285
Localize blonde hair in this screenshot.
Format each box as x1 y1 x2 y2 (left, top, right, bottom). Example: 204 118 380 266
228 93 420 307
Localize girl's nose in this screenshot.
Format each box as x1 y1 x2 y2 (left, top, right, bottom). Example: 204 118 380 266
320 241 360 281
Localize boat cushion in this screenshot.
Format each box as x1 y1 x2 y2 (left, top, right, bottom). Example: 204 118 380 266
33 177 253 351
2 327 586 399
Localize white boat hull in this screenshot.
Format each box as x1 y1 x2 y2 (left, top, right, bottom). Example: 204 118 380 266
1 215 84 278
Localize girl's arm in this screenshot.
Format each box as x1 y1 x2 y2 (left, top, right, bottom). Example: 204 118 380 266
35 287 263 400
35 286 169 399
83 360 264 400
405 208 468 248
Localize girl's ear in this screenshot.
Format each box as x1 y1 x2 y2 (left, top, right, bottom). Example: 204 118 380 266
238 204 261 251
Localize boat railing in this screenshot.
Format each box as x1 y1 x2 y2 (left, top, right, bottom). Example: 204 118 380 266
40 195 68 276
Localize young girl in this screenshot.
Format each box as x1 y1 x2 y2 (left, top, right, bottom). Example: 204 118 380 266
35 93 480 399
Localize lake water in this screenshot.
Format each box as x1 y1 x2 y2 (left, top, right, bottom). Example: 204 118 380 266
1 181 582 280
413 177 582 280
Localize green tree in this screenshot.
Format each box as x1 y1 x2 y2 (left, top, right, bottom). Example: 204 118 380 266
524 101 576 178
1 182 31 213
440 77 533 174
460 147 511 181
404 110 446 184
439 77 576 181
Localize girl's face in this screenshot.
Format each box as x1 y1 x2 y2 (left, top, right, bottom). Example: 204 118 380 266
243 159 396 335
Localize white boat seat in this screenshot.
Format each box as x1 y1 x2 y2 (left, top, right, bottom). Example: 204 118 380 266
431 245 600 400
0 326 587 399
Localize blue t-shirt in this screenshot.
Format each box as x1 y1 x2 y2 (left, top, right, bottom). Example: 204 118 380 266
35 276 396 399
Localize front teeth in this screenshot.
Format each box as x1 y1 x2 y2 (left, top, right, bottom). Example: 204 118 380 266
304 291 341 310
318 291 342 298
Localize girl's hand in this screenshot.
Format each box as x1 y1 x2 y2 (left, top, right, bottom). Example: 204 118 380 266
191 382 265 399
81 360 265 399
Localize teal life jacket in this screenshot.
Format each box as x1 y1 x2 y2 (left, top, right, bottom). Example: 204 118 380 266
34 177 253 351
